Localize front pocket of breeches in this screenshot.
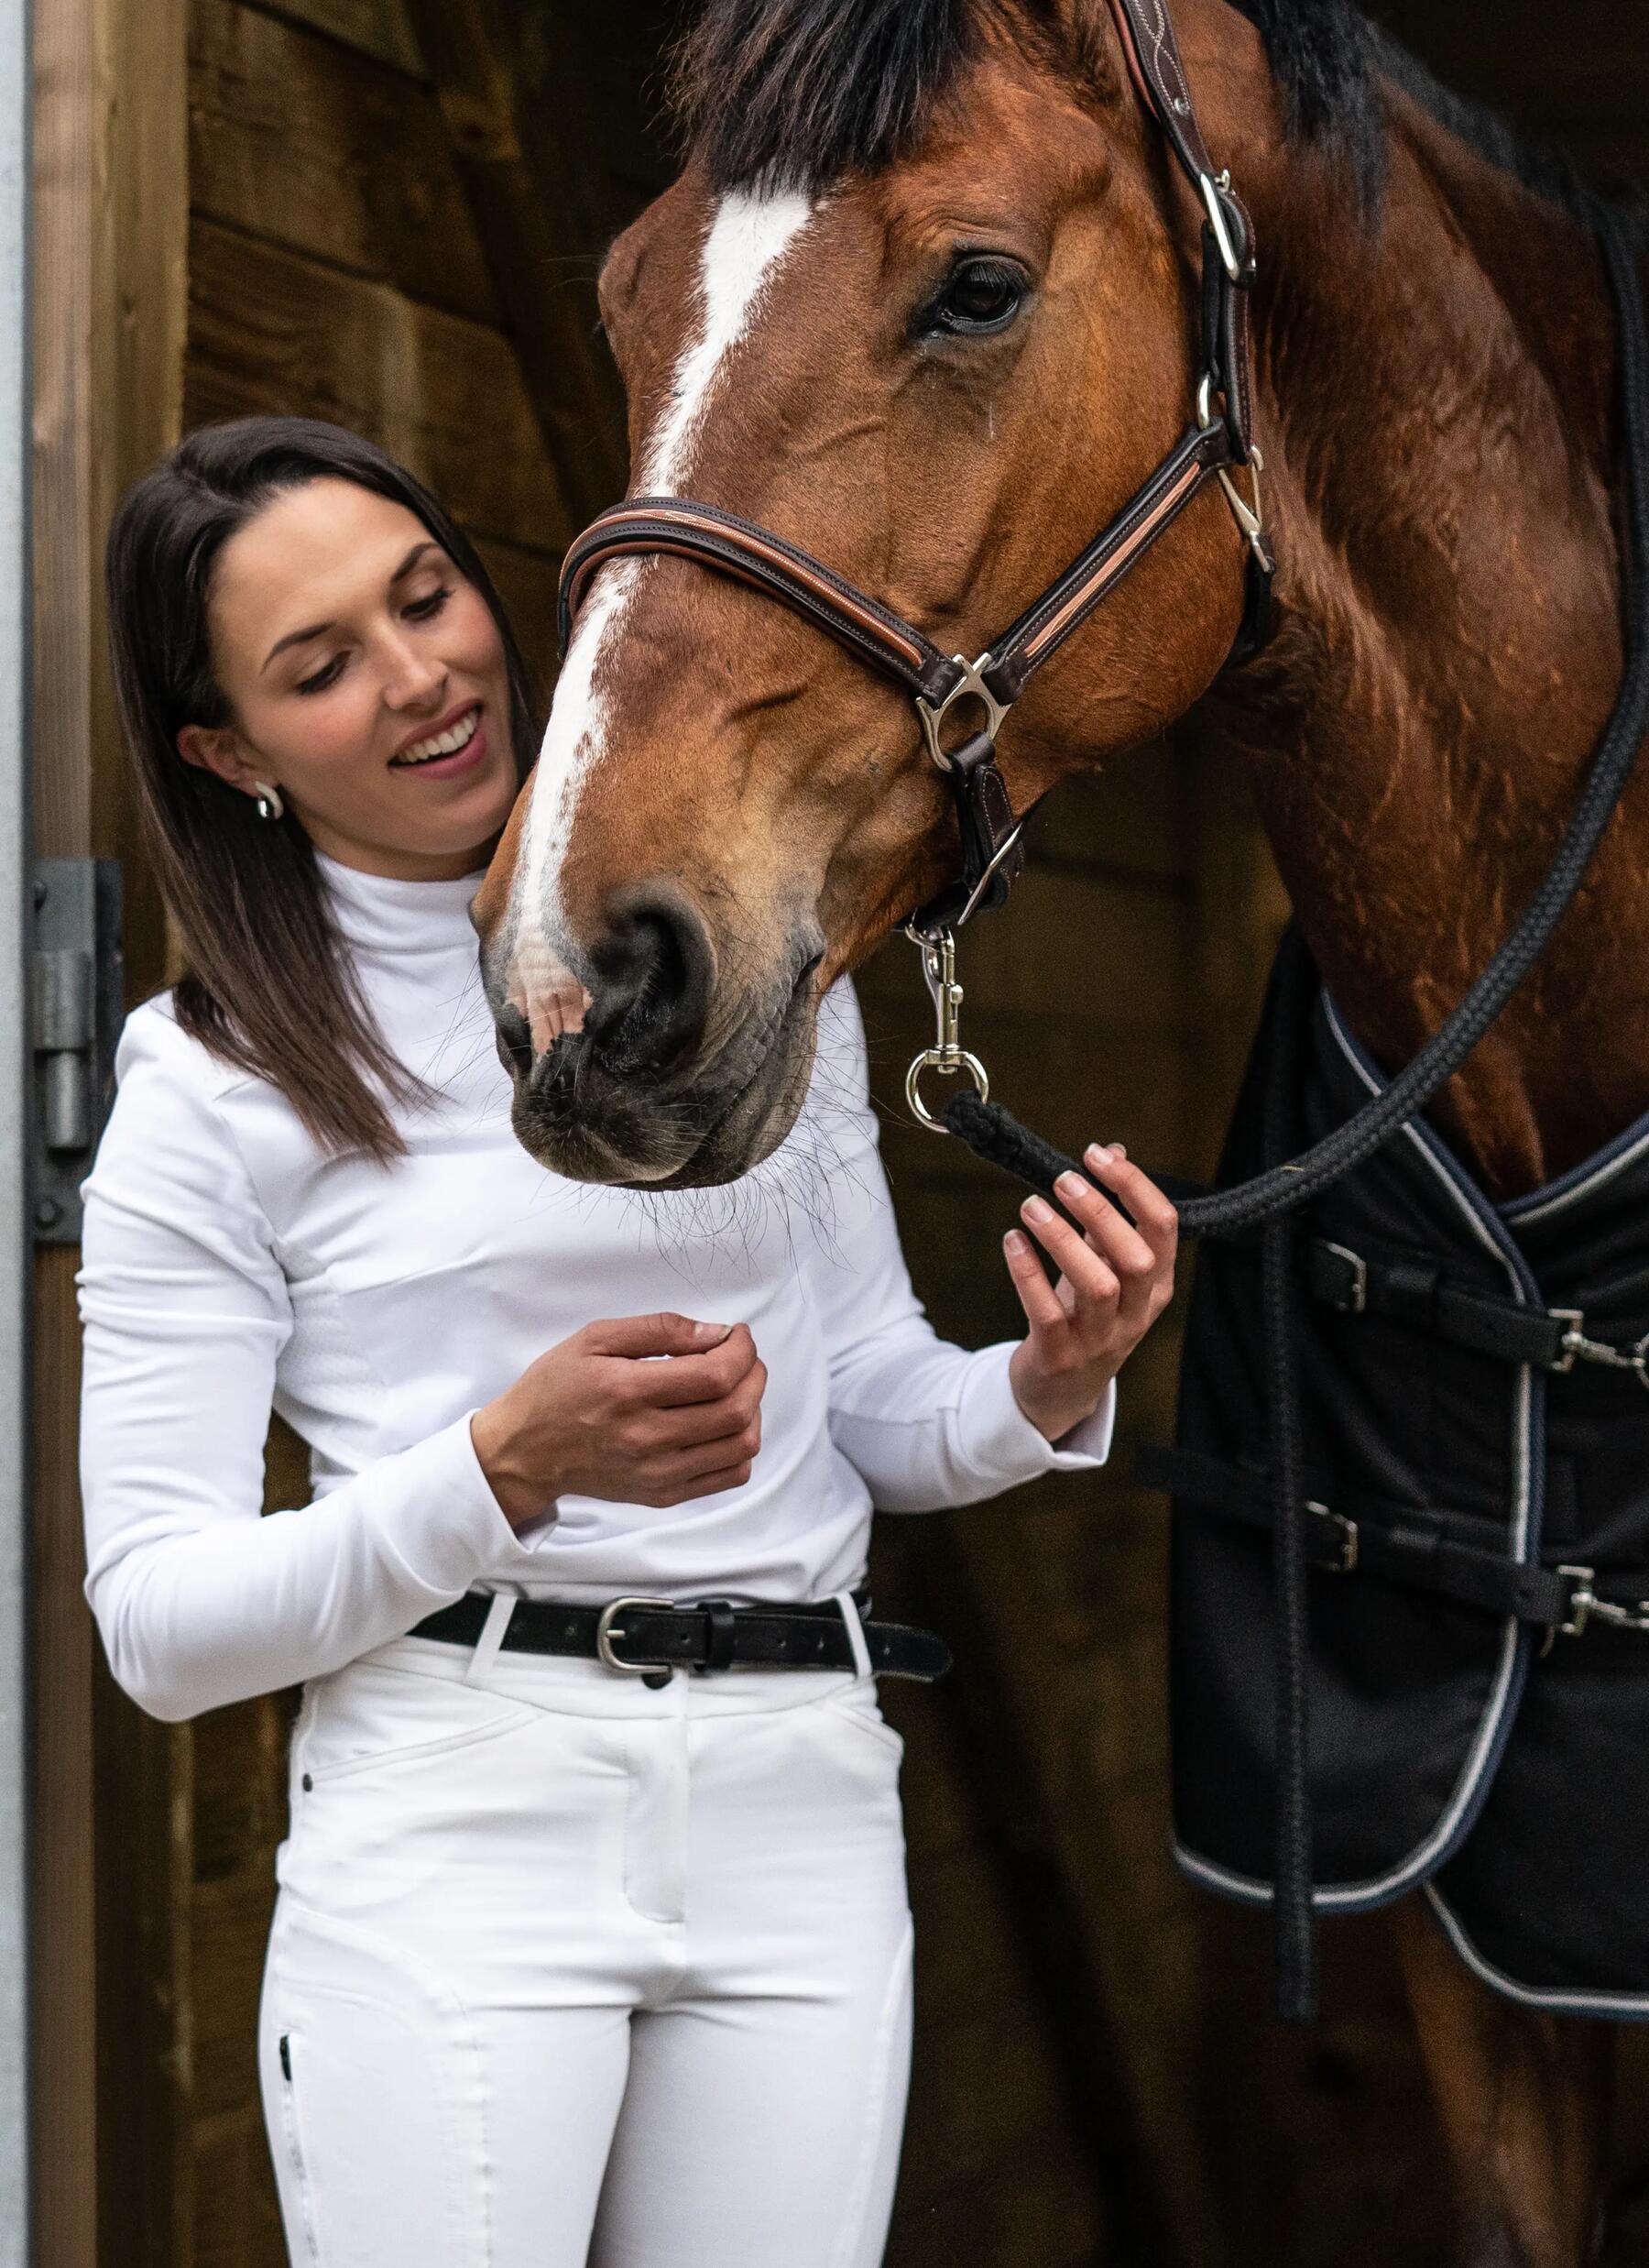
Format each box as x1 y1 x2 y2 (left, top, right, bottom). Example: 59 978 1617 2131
820 1682 906 1767
295 1657 536 1787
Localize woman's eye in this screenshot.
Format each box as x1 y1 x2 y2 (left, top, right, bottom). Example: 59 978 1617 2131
404 585 453 621
929 259 1026 337
295 656 344 697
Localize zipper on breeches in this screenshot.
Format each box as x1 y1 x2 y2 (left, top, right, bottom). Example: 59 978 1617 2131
277 2031 324 2266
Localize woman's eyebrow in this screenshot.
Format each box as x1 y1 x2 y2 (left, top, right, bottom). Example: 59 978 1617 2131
259 541 443 673
261 617 333 673
388 538 442 586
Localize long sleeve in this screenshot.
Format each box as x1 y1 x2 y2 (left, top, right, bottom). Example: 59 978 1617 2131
76 1004 554 1725
803 978 1115 1513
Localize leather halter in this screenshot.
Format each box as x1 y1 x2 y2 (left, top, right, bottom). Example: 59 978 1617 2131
555 0 1272 939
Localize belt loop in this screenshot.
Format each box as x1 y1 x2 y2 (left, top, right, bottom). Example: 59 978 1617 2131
832 1588 874 1682
463 1589 519 1685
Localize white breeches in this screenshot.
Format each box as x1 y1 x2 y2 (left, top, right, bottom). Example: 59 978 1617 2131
257 1622 915 2268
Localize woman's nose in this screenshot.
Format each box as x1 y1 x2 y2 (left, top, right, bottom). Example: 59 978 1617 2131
382 637 446 710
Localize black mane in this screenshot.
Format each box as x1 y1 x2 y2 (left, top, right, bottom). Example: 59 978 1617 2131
668 0 1633 232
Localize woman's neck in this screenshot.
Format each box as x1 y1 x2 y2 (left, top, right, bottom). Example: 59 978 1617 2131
304 822 501 884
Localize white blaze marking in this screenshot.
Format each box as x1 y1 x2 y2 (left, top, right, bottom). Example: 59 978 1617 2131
637 191 815 496
511 189 816 1002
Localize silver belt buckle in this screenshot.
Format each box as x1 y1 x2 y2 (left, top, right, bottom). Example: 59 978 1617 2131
595 1594 675 1675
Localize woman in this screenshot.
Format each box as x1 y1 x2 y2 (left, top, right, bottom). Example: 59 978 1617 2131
80 415 1178 2268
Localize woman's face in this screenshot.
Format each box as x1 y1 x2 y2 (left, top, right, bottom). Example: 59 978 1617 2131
179 476 521 881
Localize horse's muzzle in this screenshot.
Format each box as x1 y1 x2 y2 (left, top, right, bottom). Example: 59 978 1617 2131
486 909 822 1189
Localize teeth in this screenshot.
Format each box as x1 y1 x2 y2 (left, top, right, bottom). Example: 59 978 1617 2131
396 707 479 765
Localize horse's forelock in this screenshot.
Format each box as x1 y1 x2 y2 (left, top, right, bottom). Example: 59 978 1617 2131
666 0 1044 196
665 0 1387 200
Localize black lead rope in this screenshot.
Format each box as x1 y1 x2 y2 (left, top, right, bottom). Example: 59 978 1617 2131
942 198 1649 2025
1258 930 1321 2023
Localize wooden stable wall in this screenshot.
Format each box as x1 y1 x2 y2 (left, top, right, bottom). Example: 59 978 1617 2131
50 3 1649 2266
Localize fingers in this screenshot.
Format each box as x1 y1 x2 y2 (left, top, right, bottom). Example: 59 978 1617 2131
583 1310 731 1361
1017 1193 1121 1311
1084 1144 1178 1265
1050 1167 1155 1284
650 1364 767 1448
1078 1147 1176 1331
1010 1141 1178 1359
644 1429 761 1502
652 1459 755 1504
1002 1227 1069 1337
633 1323 762 1408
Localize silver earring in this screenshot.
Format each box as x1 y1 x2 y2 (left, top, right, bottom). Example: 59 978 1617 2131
251 781 285 822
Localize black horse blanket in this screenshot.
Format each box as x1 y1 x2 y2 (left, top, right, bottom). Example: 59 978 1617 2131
1152 930 1649 2016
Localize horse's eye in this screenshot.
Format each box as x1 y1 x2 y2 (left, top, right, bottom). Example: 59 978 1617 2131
929 257 1026 337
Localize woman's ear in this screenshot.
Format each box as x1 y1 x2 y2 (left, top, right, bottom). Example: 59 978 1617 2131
177 722 257 794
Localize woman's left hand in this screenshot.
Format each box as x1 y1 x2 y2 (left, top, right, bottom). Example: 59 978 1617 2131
1003 1142 1179 1443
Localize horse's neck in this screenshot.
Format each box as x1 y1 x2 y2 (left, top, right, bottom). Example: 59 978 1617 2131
1210 84 1640 1198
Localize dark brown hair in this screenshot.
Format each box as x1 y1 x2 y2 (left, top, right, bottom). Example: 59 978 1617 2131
104 416 541 1162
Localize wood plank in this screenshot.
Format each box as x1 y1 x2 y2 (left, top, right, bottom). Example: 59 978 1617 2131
191 1868 278 2123
889 2141 1106 2268
32 3 190 2266
190 1 497 324
1027 735 1195 884
186 215 575 553
405 0 629 523
511 0 676 232
250 0 423 77
191 2100 286 2268
947 875 1196 1035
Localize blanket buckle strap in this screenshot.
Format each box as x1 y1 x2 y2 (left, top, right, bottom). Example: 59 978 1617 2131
1550 1314 1649 1388
1554 1564 1649 1644
1306 1498 1359 1573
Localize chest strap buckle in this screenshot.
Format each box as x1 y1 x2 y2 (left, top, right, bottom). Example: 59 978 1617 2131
1552 1318 1649 1388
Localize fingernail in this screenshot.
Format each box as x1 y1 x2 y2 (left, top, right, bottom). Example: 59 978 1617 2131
1086 1143 1114 1168
1112 1143 1128 1159
1054 1171 1087 1202
1004 1230 1028 1257
1022 1197 1053 1225
693 1320 731 1343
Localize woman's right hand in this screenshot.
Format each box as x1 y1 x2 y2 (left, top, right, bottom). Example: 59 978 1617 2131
469 1313 767 1528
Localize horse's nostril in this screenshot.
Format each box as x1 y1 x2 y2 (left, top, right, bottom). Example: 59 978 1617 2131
586 888 713 1077
494 1001 533 1083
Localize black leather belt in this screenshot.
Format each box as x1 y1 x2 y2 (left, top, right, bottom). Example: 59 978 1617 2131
404 1586 953 1688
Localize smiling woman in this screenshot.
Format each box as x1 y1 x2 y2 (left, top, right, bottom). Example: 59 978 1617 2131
82 409 1179 2268
104 416 540 1157
178 488 518 867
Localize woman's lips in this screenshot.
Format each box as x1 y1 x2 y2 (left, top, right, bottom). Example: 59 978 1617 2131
389 702 488 781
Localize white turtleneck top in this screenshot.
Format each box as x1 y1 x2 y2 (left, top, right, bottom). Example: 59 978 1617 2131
76 852 1114 1723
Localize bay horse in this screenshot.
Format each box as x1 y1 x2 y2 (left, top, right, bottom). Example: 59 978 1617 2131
468 0 1649 2257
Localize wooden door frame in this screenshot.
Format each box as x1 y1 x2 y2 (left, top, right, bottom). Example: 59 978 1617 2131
28 1 187 2263
2 0 33 2261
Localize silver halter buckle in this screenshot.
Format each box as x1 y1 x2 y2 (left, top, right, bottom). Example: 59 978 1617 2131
1198 168 1245 283
1196 374 1272 573
914 652 1011 772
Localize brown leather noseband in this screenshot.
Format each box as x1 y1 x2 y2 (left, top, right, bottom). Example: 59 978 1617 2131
556 0 1272 942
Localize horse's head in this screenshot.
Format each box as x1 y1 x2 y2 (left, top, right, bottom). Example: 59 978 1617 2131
473 0 1273 1185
